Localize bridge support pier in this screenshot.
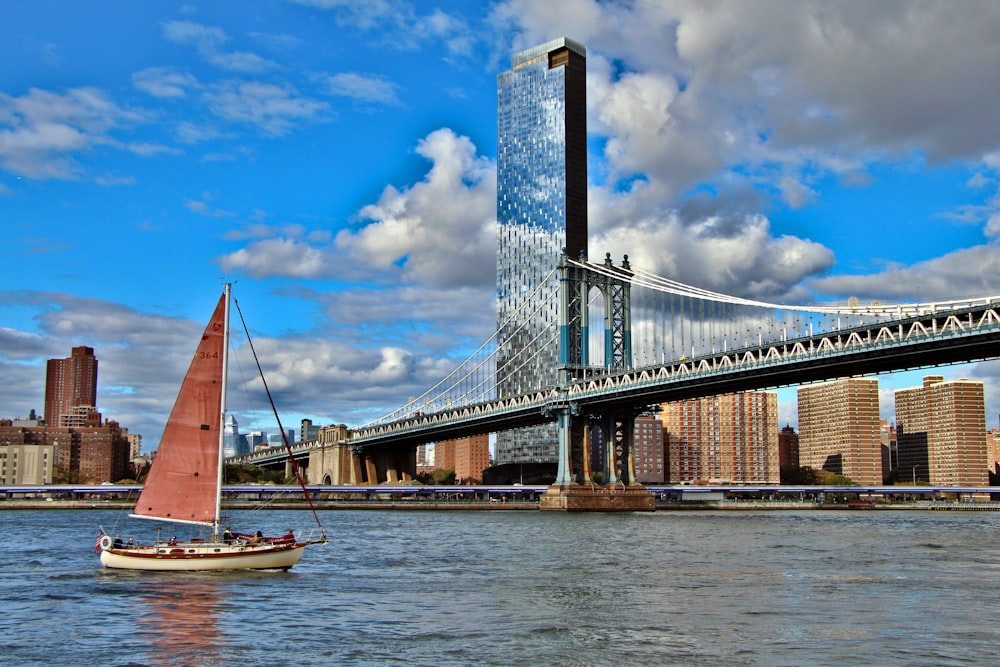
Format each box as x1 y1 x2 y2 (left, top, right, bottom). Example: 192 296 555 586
540 254 654 511
541 407 654 511
354 447 416 485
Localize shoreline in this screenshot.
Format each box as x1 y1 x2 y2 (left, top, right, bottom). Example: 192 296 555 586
3 499 999 511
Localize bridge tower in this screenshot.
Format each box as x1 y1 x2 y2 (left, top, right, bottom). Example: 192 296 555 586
543 252 655 510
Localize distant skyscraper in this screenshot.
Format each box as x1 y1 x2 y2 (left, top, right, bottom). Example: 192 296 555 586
495 37 588 464
663 392 779 484
300 418 320 442
798 378 882 485
223 414 240 458
44 346 98 427
247 431 267 450
127 432 142 459
895 375 987 486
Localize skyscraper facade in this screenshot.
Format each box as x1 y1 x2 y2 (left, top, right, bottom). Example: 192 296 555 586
662 391 779 484
495 37 588 464
797 378 882 485
895 375 987 486
631 413 666 483
44 346 98 427
223 414 241 458
778 425 800 468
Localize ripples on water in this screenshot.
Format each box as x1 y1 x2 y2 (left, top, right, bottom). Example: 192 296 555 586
1 508 998 666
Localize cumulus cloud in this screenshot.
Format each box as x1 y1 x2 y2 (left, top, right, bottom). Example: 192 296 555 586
219 127 496 288
497 0 1000 219
811 245 1000 302
591 195 834 301
337 128 497 287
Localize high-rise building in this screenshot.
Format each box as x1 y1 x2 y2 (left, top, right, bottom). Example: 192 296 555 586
988 428 1000 478
778 425 799 468
879 419 897 483
589 413 666 483
246 431 267 450
0 420 54 484
300 419 320 442
662 392 779 484
435 434 491 484
223 414 241 458
127 432 142 459
797 378 882 485
495 37 588 464
631 413 666 483
895 375 987 486
44 346 98 427
416 444 433 468
0 419 129 484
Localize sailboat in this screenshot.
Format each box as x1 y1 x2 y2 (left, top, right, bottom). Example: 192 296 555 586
97 284 326 571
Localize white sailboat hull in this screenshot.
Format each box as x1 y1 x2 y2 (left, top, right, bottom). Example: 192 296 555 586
99 540 305 571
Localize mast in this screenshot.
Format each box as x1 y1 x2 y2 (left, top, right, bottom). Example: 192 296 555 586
214 283 231 536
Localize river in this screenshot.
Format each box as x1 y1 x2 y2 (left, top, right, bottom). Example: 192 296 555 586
1 508 998 666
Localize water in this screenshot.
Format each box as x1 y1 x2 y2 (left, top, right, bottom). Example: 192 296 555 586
2 508 999 666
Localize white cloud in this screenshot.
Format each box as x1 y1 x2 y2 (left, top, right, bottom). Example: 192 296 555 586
185 194 236 218
289 0 473 55
161 20 279 74
495 0 1000 216
202 81 329 136
811 244 1000 301
591 191 834 301
219 127 496 288
320 72 402 106
132 67 200 98
0 87 143 179
337 128 497 287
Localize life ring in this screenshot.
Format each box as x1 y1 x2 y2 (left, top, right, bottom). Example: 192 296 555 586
99 535 113 550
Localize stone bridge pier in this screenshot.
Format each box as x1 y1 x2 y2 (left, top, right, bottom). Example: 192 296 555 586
305 423 413 485
308 439 415 485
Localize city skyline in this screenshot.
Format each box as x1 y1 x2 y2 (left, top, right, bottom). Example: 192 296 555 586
4 2 1000 453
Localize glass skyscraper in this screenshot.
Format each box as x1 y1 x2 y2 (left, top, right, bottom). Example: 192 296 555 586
496 37 588 463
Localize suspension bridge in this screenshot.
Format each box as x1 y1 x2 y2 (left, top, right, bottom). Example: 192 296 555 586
235 252 1000 507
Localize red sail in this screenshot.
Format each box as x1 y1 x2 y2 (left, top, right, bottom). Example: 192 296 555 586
133 292 226 525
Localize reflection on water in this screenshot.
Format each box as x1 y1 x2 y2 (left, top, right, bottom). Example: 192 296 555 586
135 576 223 667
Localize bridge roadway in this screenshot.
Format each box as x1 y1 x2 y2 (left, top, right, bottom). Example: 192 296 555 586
2 484 995 503
349 300 1000 450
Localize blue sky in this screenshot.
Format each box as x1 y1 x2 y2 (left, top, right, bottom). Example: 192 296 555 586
3 1 1000 452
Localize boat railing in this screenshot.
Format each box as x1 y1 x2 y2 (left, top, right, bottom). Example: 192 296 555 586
295 528 328 545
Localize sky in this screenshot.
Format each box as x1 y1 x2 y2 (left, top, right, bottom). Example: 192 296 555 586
4 0 1000 453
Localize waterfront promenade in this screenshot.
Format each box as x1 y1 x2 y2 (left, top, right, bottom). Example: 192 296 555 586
3 482 998 511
